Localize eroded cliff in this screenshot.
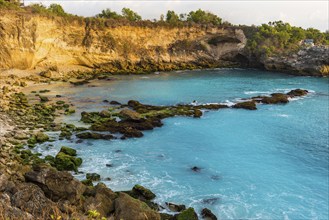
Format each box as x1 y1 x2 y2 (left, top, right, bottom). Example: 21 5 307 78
0 10 247 73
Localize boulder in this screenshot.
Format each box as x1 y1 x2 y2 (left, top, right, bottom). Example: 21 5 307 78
54 152 82 172
175 207 198 220
76 132 114 140
99 110 111 117
86 173 101 181
114 192 161 220
128 100 142 108
191 166 201 172
193 109 203 118
132 184 156 200
24 164 86 204
201 208 217 220
59 146 77 156
260 93 289 104
120 109 142 121
287 89 308 97
233 101 257 110
110 100 121 105
165 202 186 212
35 132 49 143
83 183 117 217
11 183 59 217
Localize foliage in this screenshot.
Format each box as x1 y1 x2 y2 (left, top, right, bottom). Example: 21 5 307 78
0 0 20 9
122 7 141 21
96 8 122 19
187 9 222 25
245 20 329 58
166 10 180 25
48 4 66 17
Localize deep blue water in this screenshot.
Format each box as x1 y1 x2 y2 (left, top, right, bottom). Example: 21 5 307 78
32 69 329 219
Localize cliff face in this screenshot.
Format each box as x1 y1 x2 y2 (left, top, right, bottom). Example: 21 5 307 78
0 11 247 72
262 46 329 77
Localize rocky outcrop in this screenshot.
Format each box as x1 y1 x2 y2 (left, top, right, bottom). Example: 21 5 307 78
0 10 246 74
263 46 329 76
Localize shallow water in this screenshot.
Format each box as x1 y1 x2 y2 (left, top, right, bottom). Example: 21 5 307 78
32 69 329 219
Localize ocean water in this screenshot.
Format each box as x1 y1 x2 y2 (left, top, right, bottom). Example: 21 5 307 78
32 69 329 219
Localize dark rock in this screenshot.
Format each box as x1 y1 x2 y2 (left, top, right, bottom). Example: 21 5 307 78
110 100 121 105
99 110 111 117
191 166 201 172
202 198 220 205
233 101 257 110
132 184 156 200
114 150 122 153
287 89 308 97
86 173 101 181
103 99 109 103
70 79 90 86
106 163 113 167
128 100 142 108
39 96 49 102
76 132 114 140
165 202 186 212
160 213 175 220
260 93 289 104
201 208 217 220
193 109 203 118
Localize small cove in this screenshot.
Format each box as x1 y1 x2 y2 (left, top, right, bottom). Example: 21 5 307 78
25 69 329 219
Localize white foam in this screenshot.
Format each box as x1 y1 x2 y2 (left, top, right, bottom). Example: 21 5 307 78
276 114 289 118
244 91 271 95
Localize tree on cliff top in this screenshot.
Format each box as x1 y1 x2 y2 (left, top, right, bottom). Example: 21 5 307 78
187 9 222 25
122 7 142 21
166 10 180 25
97 8 122 19
48 4 66 17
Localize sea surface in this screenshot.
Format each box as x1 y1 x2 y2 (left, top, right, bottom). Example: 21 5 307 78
31 69 329 219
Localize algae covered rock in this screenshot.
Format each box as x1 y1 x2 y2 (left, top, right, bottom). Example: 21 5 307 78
132 184 156 200
165 202 186 212
86 173 101 181
260 93 289 104
114 192 161 220
175 207 198 220
233 101 257 110
59 146 77 156
119 109 143 121
35 132 49 143
76 132 114 140
287 89 308 97
53 147 82 172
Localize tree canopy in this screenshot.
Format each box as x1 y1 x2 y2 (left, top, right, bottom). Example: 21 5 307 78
187 9 222 25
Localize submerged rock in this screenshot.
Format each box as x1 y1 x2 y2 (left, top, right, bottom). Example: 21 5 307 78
191 166 202 172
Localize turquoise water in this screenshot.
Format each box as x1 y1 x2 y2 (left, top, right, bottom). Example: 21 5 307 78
34 69 329 219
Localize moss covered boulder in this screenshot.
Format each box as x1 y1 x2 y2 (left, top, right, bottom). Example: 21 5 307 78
175 207 198 220
132 184 156 200
287 89 308 97
59 146 77 156
260 93 289 104
233 101 257 110
54 147 82 172
86 173 101 181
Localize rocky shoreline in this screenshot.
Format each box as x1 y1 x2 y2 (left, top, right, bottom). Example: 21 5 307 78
0 69 310 219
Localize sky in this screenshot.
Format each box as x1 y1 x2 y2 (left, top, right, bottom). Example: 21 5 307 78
24 0 329 31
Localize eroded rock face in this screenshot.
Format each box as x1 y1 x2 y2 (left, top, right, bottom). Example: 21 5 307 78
24 164 86 204
263 46 329 76
0 12 246 72
114 192 161 220
83 183 117 217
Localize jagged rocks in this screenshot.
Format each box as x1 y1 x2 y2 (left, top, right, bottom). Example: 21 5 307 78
86 173 101 181
260 93 289 104
24 164 86 204
201 208 217 220
114 192 161 220
83 183 117 217
119 109 143 121
131 184 156 200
